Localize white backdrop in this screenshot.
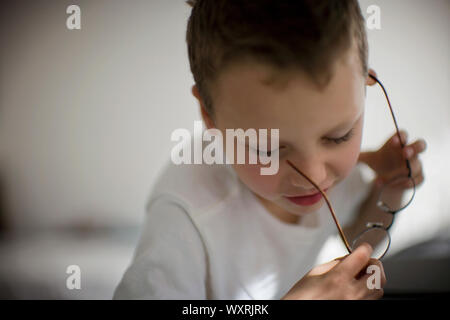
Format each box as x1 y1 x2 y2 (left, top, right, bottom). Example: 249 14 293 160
0 0 449 241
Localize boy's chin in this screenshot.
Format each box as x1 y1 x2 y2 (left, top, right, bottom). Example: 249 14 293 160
278 197 326 216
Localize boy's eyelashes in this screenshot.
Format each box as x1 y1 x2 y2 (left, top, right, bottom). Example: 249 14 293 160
248 128 355 155
324 128 355 145
249 145 286 157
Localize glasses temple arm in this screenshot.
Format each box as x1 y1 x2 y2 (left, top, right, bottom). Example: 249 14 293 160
286 160 353 254
369 74 413 178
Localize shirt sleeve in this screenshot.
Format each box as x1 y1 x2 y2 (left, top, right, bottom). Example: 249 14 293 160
113 197 208 299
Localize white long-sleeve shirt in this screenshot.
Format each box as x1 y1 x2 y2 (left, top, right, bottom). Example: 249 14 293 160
113 161 371 299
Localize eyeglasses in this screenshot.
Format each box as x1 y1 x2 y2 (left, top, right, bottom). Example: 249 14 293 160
286 74 416 260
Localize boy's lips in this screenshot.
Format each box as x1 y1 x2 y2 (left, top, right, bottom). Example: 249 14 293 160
285 187 330 198
284 188 330 206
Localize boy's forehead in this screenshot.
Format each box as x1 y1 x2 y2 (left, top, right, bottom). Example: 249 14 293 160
212 54 365 132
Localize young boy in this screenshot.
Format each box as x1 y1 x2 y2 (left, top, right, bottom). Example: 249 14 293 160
114 0 426 299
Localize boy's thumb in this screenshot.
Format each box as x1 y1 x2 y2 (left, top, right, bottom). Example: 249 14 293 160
308 260 340 276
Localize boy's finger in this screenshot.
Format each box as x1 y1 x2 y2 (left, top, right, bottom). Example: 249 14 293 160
334 243 373 279
333 255 347 262
392 130 408 146
403 139 427 159
367 259 386 287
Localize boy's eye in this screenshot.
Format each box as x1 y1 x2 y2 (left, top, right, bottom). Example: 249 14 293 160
255 149 275 157
325 128 355 145
259 146 288 157
250 146 284 157
259 149 273 157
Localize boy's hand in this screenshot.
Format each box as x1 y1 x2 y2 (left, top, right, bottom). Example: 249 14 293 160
282 244 386 300
360 130 427 189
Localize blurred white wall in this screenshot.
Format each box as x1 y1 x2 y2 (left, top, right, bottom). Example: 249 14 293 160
0 0 200 229
359 0 450 253
0 0 449 238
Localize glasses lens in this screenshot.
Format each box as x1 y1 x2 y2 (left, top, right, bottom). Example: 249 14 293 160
352 227 390 260
377 176 415 212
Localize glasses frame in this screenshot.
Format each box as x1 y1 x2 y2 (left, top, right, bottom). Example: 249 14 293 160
286 74 416 259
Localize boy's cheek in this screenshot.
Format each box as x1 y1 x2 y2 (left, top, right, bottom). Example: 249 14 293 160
232 163 281 199
231 131 362 200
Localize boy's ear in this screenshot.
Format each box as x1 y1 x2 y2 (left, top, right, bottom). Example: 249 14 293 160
365 68 378 86
192 85 216 129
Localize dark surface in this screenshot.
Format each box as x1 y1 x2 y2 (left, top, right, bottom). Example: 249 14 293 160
381 237 450 299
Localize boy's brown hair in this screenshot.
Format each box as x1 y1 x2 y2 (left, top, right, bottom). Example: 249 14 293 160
186 0 368 117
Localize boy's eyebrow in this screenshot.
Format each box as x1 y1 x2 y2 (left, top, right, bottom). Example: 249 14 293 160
327 120 354 133
325 112 362 135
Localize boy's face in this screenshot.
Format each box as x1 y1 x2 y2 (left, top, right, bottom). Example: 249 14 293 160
196 46 371 223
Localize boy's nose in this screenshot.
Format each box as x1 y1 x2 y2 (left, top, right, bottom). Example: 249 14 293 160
289 164 327 190
290 175 312 189
290 175 304 187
